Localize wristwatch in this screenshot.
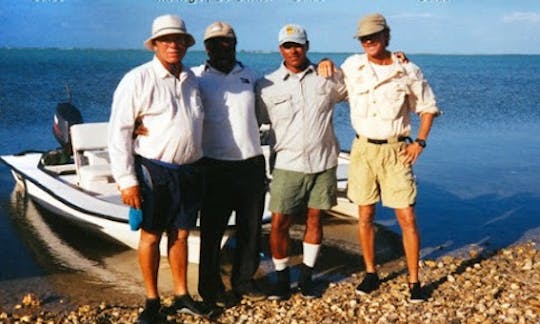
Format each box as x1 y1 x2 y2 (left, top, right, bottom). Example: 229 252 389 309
415 138 427 148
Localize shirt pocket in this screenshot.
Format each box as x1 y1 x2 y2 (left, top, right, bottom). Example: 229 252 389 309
350 86 370 119
377 83 408 120
268 94 293 123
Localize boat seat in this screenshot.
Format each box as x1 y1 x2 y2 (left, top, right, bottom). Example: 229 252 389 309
70 122 115 192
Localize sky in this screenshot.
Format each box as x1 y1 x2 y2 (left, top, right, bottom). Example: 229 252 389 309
1 0 540 54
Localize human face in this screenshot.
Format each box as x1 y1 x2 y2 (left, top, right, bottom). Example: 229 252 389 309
205 37 237 73
153 34 188 68
279 42 309 73
359 31 388 58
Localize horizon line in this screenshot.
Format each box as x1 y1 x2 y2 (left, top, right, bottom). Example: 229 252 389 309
1 46 539 56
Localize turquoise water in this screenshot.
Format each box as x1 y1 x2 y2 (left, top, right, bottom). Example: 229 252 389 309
1 49 539 264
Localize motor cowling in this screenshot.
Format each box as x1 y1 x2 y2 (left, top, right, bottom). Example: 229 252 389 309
53 102 83 156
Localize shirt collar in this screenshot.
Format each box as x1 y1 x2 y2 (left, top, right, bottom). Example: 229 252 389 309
278 60 315 81
151 55 187 80
356 53 406 74
203 61 245 74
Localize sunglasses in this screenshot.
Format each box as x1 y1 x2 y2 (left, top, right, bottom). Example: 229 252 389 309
359 32 384 43
281 42 304 49
156 35 189 46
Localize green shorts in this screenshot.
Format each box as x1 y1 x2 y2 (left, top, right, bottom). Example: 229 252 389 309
269 167 337 215
347 138 417 209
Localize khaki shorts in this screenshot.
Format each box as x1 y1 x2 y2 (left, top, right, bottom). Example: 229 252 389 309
347 138 417 209
269 167 337 214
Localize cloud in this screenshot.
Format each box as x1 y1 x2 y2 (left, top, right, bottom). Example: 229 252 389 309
502 12 540 24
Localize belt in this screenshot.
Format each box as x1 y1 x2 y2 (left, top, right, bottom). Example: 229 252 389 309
356 135 412 145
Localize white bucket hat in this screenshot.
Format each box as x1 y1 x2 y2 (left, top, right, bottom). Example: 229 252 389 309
144 14 195 50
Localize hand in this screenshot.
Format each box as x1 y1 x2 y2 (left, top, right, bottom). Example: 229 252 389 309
317 58 336 78
394 51 409 64
121 185 142 209
399 142 423 165
132 117 148 139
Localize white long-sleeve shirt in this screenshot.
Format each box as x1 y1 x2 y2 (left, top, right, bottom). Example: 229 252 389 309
108 56 204 189
192 62 262 160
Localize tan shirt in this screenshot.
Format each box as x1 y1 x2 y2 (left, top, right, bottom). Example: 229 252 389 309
256 63 347 174
341 53 440 139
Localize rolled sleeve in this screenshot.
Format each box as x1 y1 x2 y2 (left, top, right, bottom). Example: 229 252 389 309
406 64 441 117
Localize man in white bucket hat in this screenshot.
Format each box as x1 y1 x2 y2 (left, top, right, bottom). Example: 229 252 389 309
108 14 209 323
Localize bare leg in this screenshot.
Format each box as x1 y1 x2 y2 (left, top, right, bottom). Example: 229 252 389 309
138 229 162 299
304 208 323 244
167 228 190 296
395 207 420 283
270 212 292 259
358 204 376 273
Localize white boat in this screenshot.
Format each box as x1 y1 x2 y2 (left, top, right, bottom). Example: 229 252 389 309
0 103 354 263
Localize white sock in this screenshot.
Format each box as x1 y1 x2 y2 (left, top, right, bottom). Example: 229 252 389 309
272 257 289 271
302 242 320 268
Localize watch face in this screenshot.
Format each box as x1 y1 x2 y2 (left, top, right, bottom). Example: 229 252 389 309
415 139 426 148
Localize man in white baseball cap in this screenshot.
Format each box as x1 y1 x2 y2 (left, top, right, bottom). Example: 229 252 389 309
108 14 208 323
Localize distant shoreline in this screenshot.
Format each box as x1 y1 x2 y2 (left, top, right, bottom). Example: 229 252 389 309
1 47 540 56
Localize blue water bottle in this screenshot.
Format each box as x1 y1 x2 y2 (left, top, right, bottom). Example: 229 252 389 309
129 208 143 231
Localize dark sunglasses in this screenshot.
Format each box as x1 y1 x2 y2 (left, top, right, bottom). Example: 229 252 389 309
359 32 384 43
281 42 304 49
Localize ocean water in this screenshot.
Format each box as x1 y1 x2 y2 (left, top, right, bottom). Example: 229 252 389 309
1 49 539 286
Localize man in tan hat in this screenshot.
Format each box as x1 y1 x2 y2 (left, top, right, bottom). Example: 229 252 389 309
341 13 441 303
193 21 268 309
257 24 347 301
108 14 208 323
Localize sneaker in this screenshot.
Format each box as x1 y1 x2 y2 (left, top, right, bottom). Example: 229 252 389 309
137 298 165 324
171 294 210 317
267 268 291 301
355 272 380 295
298 264 320 299
408 282 426 303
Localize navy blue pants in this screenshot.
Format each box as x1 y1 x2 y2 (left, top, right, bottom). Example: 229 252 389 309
135 155 203 231
198 155 267 301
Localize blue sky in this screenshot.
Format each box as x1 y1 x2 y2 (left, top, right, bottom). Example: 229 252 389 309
2 0 540 54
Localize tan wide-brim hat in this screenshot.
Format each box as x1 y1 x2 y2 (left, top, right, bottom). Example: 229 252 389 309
204 21 236 41
355 13 389 38
144 14 195 50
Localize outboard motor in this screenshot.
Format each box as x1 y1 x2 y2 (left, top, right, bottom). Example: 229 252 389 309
53 102 83 156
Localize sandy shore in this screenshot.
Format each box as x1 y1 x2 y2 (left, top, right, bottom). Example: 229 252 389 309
1 217 538 323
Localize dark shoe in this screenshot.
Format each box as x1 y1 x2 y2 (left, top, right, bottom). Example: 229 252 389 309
409 282 426 303
268 268 291 301
215 291 240 308
298 264 320 299
234 282 267 302
137 298 165 324
171 294 209 317
356 272 380 295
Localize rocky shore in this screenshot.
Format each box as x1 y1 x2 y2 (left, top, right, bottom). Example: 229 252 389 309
1 240 538 324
